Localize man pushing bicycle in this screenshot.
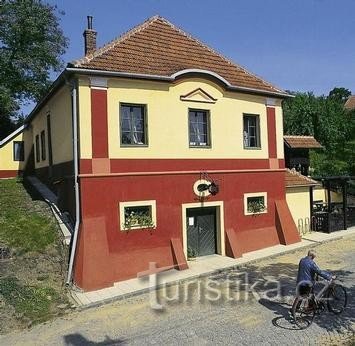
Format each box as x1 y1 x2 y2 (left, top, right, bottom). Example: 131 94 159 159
291 249 335 312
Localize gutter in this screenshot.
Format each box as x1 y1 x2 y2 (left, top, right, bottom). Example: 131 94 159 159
65 67 293 99
66 79 81 286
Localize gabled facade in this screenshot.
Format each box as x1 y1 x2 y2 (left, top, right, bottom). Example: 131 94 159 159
0 16 301 291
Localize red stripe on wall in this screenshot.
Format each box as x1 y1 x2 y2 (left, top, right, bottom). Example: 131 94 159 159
109 158 271 173
0 170 21 178
80 159 92 174
266 107 277 158
91 89 108 158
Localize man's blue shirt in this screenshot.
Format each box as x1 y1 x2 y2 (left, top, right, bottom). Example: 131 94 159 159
296 256 331 285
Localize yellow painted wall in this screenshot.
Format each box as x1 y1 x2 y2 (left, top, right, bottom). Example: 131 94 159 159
313 186 326 202
313 186 343 203
286 187 311 233
78 78 92 159
31 85 73 168
78 77 285 160
0 131 27 171
275 105 284 159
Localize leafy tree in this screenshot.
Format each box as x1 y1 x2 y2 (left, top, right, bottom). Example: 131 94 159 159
283 87 354 176
283 92 317 136
328 87 351 103
0 0 68 138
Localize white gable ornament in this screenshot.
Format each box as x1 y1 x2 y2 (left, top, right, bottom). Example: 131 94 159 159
180 88 217 104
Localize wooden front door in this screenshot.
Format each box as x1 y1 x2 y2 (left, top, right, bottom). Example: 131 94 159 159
187 207 217 257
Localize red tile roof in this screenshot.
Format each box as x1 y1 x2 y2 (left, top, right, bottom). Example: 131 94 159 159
71 16 287 96
285 169 319 187
345 95 355 110
284 135 322 149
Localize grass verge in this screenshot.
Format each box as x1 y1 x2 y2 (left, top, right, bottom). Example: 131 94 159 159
0 178 57 253
0 178 70 333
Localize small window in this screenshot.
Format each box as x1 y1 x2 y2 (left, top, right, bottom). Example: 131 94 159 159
13 141 24 161
120 104 147 146
244 192 267 215
189 109 210 147
40 131 46 161
35 135 40 163
119 200 156 231
243 114 260 148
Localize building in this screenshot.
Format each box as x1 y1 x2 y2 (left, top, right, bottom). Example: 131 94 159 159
0 16 301 291
344 95 355 111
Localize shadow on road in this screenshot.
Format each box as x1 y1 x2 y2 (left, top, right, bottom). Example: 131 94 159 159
63 334 126 346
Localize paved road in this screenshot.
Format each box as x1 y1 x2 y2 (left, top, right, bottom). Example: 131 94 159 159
1 234 355 345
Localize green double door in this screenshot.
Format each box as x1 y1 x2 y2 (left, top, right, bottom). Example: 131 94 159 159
187 207 217 257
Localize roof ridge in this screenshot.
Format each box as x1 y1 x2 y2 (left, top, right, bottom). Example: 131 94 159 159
71 16 283 93
286 168 318 184
71 15 162 66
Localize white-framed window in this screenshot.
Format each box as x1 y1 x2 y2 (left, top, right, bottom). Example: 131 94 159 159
244 192 267 215
119 200 157 231
120 103 148 146
243 114 261 149
189 109 211 147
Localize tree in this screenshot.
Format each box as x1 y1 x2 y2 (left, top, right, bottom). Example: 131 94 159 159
283 88 354 176
0 0 68 138
283 92 318 136
328 87 351 103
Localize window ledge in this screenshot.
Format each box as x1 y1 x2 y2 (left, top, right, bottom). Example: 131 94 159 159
120 144 149 148
189 145 212 149
243 147 262 150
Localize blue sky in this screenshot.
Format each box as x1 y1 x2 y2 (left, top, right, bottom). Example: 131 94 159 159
35 0 354 111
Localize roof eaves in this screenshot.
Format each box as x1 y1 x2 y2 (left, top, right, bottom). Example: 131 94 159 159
286 183 319 188
24 70 69 124
66 67 292 98
0 124 27 147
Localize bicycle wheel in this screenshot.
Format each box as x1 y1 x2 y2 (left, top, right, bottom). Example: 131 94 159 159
292 296 316 329
327 284 347 314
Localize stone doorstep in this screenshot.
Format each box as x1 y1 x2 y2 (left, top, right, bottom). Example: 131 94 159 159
71 227 355 310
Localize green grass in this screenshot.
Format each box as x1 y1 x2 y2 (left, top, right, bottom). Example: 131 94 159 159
0 277 59 323
0 178 57 253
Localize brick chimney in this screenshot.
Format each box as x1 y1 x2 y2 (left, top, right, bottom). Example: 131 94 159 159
83 16 97 55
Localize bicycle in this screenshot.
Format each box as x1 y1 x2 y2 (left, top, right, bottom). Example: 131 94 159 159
291 276 347 329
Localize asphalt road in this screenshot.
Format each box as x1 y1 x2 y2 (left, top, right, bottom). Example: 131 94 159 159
1 233 355 345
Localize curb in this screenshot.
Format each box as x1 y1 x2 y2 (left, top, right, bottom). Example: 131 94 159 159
71 231 352 311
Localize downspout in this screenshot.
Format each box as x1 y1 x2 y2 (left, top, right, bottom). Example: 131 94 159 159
66 79 80 285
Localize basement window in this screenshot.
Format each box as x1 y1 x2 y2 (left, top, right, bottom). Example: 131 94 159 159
119 200 156 231
244 192 267 215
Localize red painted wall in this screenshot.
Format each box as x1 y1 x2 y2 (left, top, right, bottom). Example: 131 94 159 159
73 170 293 291
91 89 108 158
0 170 22 178
109 158 271 173
267 107 277 158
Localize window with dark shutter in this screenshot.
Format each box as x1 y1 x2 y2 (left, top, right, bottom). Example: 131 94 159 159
13 141 24 161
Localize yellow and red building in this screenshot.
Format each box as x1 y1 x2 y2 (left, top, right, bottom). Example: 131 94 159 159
0 16 301 291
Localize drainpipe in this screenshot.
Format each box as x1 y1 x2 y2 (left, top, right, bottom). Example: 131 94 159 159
66 79 80 286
